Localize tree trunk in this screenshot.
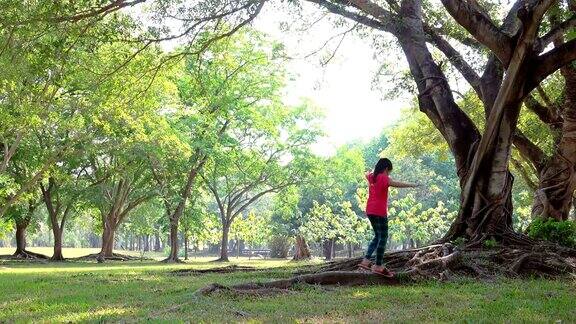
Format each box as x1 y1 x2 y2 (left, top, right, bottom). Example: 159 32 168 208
237 238 241 259
144 235 150 252
14 218 29 255
331 240 336 259
293 235 311 260
218 223 230 262
443 97 519 243
154 232 161 251
164 219 181 262
52 227 64 261
532 67 576 221
184 234 189 261
100 224 116 257
439 0 550 244
347 243 353 258
323 240 332 260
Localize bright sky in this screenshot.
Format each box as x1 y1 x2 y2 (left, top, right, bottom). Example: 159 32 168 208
253 2 407 155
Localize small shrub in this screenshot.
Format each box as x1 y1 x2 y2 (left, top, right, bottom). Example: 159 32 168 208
527 218 576 248
483 238 498 248
269 235 291 258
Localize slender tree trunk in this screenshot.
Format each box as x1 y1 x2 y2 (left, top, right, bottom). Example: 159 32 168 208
184 234 189 260
347 242 353 258
218 223 230 262
331 239 336 259
154 232 161 251
144 235 150 252
164 218 181 262
293 235 311 260
236 238 240 259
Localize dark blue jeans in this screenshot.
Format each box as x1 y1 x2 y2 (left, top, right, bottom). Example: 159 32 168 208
364 215 388 266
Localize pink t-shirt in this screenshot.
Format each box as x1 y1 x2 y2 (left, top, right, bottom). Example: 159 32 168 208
365 172 389 217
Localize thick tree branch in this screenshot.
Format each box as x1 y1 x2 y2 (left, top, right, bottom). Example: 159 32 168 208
0 131 23 173
117 193 155 223
306 0 398 33
512 131 546 173
524 95 562 128
424 26 481 95
440 0 513 65
511 157 538 190
526 39 576 93
535 15 576 52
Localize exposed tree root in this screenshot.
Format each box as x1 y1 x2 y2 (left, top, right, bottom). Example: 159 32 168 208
0 250 50 261
198 243 576 295
172 265 259 276
75 253 151 262
195 272 401 296
161 257 185 264
12 250 50 260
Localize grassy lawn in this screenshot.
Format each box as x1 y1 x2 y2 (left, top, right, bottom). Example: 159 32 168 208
1 248 575 322
0 247 169 260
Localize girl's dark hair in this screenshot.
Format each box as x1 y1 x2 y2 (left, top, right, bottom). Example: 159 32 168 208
371 158 393 183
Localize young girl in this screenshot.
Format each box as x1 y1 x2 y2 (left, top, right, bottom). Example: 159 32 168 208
359 158 418 277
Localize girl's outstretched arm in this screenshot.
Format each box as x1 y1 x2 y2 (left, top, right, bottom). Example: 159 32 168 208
389 178 419 188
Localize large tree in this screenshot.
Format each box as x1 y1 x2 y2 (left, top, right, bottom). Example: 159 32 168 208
303 0 576 245
149 27 286 262
203 102 320 261
0 2 147 217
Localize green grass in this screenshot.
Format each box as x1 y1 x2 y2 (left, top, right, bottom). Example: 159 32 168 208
0 247 168 260
1 248 575 322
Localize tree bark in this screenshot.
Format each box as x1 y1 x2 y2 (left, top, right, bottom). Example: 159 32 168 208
154 233 161 251
52 227 64 261
323 239 333 260
532 66 576 221
237 238 241 259
440 0 556 245
293 235 311 260
41 178 70 261
14 218 29 255
184 234 189 260
393 0 513 242
144 235 150 252
100 222 116 257
164 219 181 262
218 223 230 262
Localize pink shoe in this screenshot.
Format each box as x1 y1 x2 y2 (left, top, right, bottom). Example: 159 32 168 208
371 265 394 278
358 259 372 271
